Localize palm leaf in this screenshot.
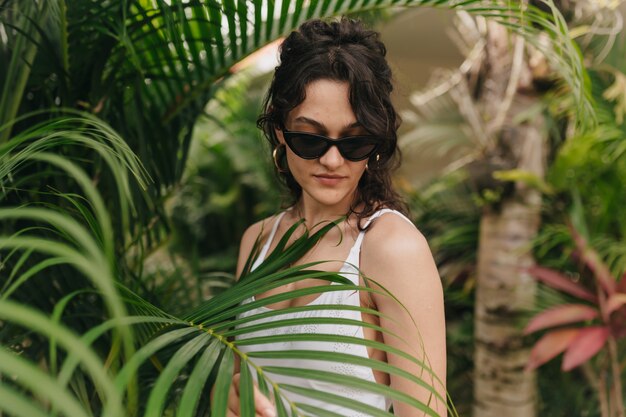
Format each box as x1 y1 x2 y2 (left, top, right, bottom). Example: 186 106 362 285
22 209 447 416
111 0 591 190
175 339 223 417
110 217 451 416
0 1 50 143
0 113 153 414
1 0 593 259
0 300 124 417
0 1 596 416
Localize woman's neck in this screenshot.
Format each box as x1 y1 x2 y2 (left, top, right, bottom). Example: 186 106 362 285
293 195 361 230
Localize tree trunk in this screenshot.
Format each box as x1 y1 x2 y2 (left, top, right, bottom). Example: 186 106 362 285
472 20 545 417
472 198 540 417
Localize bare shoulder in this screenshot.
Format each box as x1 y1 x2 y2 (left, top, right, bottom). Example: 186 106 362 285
240 218 267 249
361 212 447 416
362 212 429 261
242 211 287 245
360 211 440 291
236 212 284 278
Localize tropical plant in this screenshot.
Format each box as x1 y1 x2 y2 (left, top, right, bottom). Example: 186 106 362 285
1 124 451 415
0 0 598 416
525 222 626 417
399 2 625 415
168 69 280 275
523 29 626 413
403 12 551 416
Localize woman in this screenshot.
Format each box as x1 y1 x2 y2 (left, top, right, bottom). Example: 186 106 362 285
227 18 446 417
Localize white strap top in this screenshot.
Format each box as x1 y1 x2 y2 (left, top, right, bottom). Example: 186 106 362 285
251 208 413 279
235 209 414 416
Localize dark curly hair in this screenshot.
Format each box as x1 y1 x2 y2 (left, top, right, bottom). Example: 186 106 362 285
257 17 408 228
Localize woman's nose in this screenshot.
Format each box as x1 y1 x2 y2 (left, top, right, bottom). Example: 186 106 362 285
318 144 344 168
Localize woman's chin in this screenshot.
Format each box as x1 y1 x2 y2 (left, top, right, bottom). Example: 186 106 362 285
301 188 356 210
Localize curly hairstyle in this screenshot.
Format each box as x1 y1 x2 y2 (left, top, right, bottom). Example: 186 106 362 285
257 17 409 228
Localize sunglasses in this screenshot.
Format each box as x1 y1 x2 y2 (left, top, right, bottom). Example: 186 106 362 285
282 128 381 162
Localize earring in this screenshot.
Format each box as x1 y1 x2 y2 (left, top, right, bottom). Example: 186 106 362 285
273 145 287 173
375 154 380 163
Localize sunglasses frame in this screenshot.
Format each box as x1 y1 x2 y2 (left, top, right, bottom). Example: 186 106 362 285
281 128 381 162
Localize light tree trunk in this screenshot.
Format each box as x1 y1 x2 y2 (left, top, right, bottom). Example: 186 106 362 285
472 194 541 417
472 20 546 417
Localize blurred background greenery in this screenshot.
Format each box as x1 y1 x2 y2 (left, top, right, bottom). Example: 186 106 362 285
163 5 626 415
2 1 625 416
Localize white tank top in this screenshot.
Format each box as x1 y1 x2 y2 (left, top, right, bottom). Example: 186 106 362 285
235 209 414 416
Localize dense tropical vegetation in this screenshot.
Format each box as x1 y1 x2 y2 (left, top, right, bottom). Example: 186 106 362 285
1 0 621 416
402 2 626 415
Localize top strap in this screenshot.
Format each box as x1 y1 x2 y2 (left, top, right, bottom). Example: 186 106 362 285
351 209 414 253
255 211 288 264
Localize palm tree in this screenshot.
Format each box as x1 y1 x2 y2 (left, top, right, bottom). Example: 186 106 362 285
401 2 624 415
0 1 594 416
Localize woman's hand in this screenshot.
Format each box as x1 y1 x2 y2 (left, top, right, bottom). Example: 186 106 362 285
225 372 276 417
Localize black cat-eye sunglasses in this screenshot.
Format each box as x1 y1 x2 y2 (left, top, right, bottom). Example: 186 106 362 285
282 128 381 162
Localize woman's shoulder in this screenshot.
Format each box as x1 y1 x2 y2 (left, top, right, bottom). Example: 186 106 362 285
240 210 287 248
360 209 440 292
365 209 420 236
236 210 289 278
362 209 430 262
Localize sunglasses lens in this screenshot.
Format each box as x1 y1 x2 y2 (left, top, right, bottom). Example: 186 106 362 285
338 138 377 161
286 133 329 159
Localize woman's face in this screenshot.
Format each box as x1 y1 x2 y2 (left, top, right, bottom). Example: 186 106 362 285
276 79 369 211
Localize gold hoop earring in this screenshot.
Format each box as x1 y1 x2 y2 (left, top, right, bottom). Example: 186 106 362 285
273 145 287 173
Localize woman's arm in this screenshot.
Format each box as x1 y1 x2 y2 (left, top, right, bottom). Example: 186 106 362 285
361 214 447 417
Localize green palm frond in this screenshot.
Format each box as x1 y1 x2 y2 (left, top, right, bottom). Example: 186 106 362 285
0 300 125 417
124 213 451 416
0 111 451 416
545 66 626 241
0 113 152 414
0 1 598 416
1 0 593 255
110 0 592 186
470 1 595 129
0 1 49 143
116 268 448 416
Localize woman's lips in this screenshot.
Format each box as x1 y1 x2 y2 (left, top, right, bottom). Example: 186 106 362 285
314 174 345 186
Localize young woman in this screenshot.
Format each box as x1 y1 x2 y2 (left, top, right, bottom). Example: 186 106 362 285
227 18 446 417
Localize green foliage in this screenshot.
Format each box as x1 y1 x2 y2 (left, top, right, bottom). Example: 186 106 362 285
408 170 480 287
537 358 600 417
1 115 451 415
0 0 597 416
168 71 280 274
524 20 626 417
400 5 625 415
539 48 626 275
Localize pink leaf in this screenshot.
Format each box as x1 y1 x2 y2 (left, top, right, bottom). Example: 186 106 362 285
617 273 626 293
562 326 609 371
526 328 580 371
525 304 598 334
606 293 626 316
570 227 616 295
527 265 597 302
